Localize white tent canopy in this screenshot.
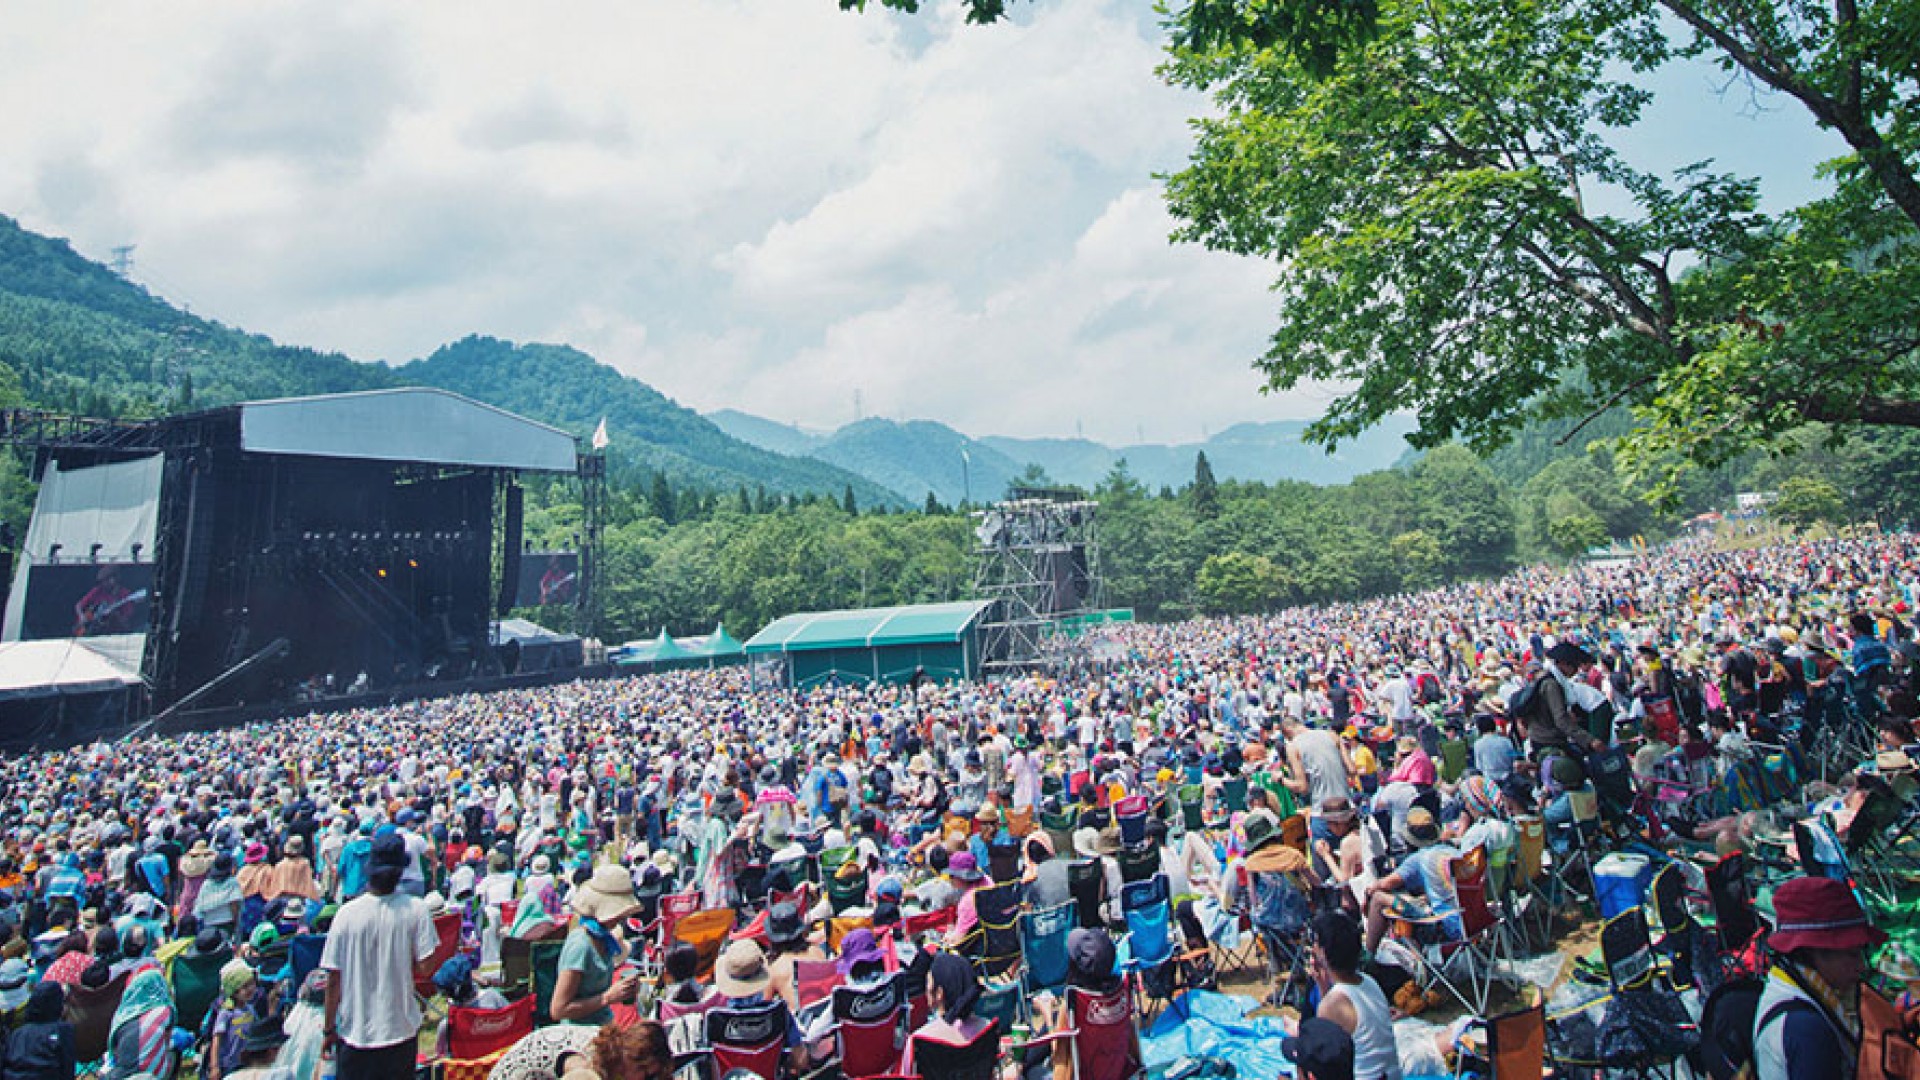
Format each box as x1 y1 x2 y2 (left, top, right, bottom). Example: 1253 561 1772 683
0 640 141 701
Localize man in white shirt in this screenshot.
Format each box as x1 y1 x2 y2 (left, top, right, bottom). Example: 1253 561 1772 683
322 831 439 1080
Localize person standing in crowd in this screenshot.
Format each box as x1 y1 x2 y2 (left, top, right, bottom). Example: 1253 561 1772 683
321 831 439 1080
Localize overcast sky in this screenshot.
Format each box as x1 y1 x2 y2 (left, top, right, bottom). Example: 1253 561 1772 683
0 0 1847 444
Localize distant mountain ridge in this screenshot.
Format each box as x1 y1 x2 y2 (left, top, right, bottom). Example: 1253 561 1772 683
0 214 898 506
707 409 1420 504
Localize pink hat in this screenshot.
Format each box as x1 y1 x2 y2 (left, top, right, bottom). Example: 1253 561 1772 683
244 842 269 865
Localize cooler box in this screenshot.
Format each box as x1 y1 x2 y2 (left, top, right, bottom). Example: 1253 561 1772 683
1593 853 1653 920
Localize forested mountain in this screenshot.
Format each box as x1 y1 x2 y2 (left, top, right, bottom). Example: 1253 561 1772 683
396 338 900 506
708 408 1420 504
0 215 898 504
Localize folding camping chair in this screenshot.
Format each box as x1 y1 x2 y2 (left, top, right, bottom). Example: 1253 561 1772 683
1114 795 1150 848
1245 862 1315 1008
1461 1004 1547 1080
530 939 566 1024
673 908 737 980
415 910 466 998
1546 789 1603 913
892 1020 1001 1080
793 958 845 1010
443 995 535 1061
1117 845 1159 885
1024 982 1147 1080
1648 861 1702 993
1396 846 1504 1016
975 977 1025 1031
958 881 1024 978
1119 873 1184 1020
657 891 701 950
1067 859 1106 930
701 999 793 1080
1704 852 1762 965
828 916 872 953
1439 739 1469 784
1595 907 1699 1075
827 976 907 1080
63 967 129 1066
896 907 954 943
1005 807 1035 839
1021 901 1075 998
988 840 1022 885
166 943 231 1036
827 866 870 915
1178 786 1206 836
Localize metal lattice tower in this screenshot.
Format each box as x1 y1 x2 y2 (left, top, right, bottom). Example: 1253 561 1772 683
972 488 1102 674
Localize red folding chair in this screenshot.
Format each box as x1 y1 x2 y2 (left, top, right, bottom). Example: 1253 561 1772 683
1026 982 1144 1080
793 958 845 1009
897 907 955 941
831 976 906 1079
703 999 791 1080
414 911 465 998
445 995 534 1060
657 891 700 948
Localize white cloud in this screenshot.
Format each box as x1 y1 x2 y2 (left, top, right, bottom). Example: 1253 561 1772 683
0 0 1308 441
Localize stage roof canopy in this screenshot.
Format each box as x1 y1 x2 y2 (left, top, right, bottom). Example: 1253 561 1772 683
0 641 141 701
239 388 577 473
745 600 994 654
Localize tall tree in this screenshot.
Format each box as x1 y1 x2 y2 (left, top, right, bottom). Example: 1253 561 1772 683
842 484 859 515
1160 0 1920 494
1190 450 1221 520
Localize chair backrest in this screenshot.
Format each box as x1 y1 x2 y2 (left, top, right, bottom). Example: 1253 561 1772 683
1450 849 1497 938
1650 862 1692 937
793 959 845 1008
1440 739 1470 784
530 939 566 1024
1600 907 1657 991
821 845 858 874
659 891 701 944
447 994 535 1060
167 946 231 1035
831 977 905 1080
1020 902 1075 994
907 1019 1001 1080
827 868 869 915
964 883 1024 978
988 841 1023 885
1568 789 1601 826
974 979 1023 1030
416 910 466 996
1705 852 1760 953
1068 983 1142 1080
1121 875 1173 968
898 907 955 941
1248 867 1311 939
674 909 738 979
1486 1004 1546 1080
64 967 131 1063
1066 859 1105 929
1005 808 1035 838
828 916 872 953
1178 786 1205 833
1279 813 1309 854
705 999 790 1080
1514 816 1545 883
1115 797 1149 848
1117 845 1158 885
1221 777 1250 813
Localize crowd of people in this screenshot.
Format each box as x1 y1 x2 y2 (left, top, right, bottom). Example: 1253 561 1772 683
0 532 1915 1079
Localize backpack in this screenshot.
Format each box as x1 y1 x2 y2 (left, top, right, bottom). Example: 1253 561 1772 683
1698 976 1812 1080
1505 677 1542 722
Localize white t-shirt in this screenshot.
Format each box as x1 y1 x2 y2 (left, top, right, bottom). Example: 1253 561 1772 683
319 891 437 1050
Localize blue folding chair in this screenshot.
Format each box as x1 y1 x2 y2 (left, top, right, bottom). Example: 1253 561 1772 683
1020 902 1075 998
288 933 326 995
1119 873 1177 1019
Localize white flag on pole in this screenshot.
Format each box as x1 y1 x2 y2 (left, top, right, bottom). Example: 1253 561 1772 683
591 418 609 450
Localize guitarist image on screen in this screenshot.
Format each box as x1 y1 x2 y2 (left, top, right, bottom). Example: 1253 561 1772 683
73 565 142 636
538 554 576 605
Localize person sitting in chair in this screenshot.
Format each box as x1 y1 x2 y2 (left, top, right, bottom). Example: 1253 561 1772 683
1362 807 1461 955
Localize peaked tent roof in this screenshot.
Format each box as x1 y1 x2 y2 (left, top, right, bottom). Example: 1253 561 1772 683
0 641 141 701
238 387 577 473
744 599 994 654
649 629 693 660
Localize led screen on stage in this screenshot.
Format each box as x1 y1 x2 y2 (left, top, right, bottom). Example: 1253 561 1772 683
517 551 579 607
21 563 155 639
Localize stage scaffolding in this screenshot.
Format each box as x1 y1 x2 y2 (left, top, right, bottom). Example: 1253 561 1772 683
971 486 1102 674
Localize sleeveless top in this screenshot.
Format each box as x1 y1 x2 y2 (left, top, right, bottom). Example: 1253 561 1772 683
1326 975 1402 1080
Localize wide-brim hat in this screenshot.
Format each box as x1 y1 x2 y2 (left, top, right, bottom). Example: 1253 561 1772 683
715 939 771 998
1243 810 1282 852
1769 876 1887 954
1546 641 1594 668
571 864 642 924
1406 807 1441 847
1316 797 1356 824
765 902 807 947
947 852 985 882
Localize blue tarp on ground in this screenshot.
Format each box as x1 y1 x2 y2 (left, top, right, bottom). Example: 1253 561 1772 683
1143 991 1293 1078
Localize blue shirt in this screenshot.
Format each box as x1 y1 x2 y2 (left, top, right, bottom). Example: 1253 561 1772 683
1473 734 1517 784
1852 634 1892 676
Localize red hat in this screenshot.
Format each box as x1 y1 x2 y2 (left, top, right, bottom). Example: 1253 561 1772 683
1769 877 1886 954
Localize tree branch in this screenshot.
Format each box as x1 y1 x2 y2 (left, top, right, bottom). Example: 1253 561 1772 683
1554 370 1667 446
